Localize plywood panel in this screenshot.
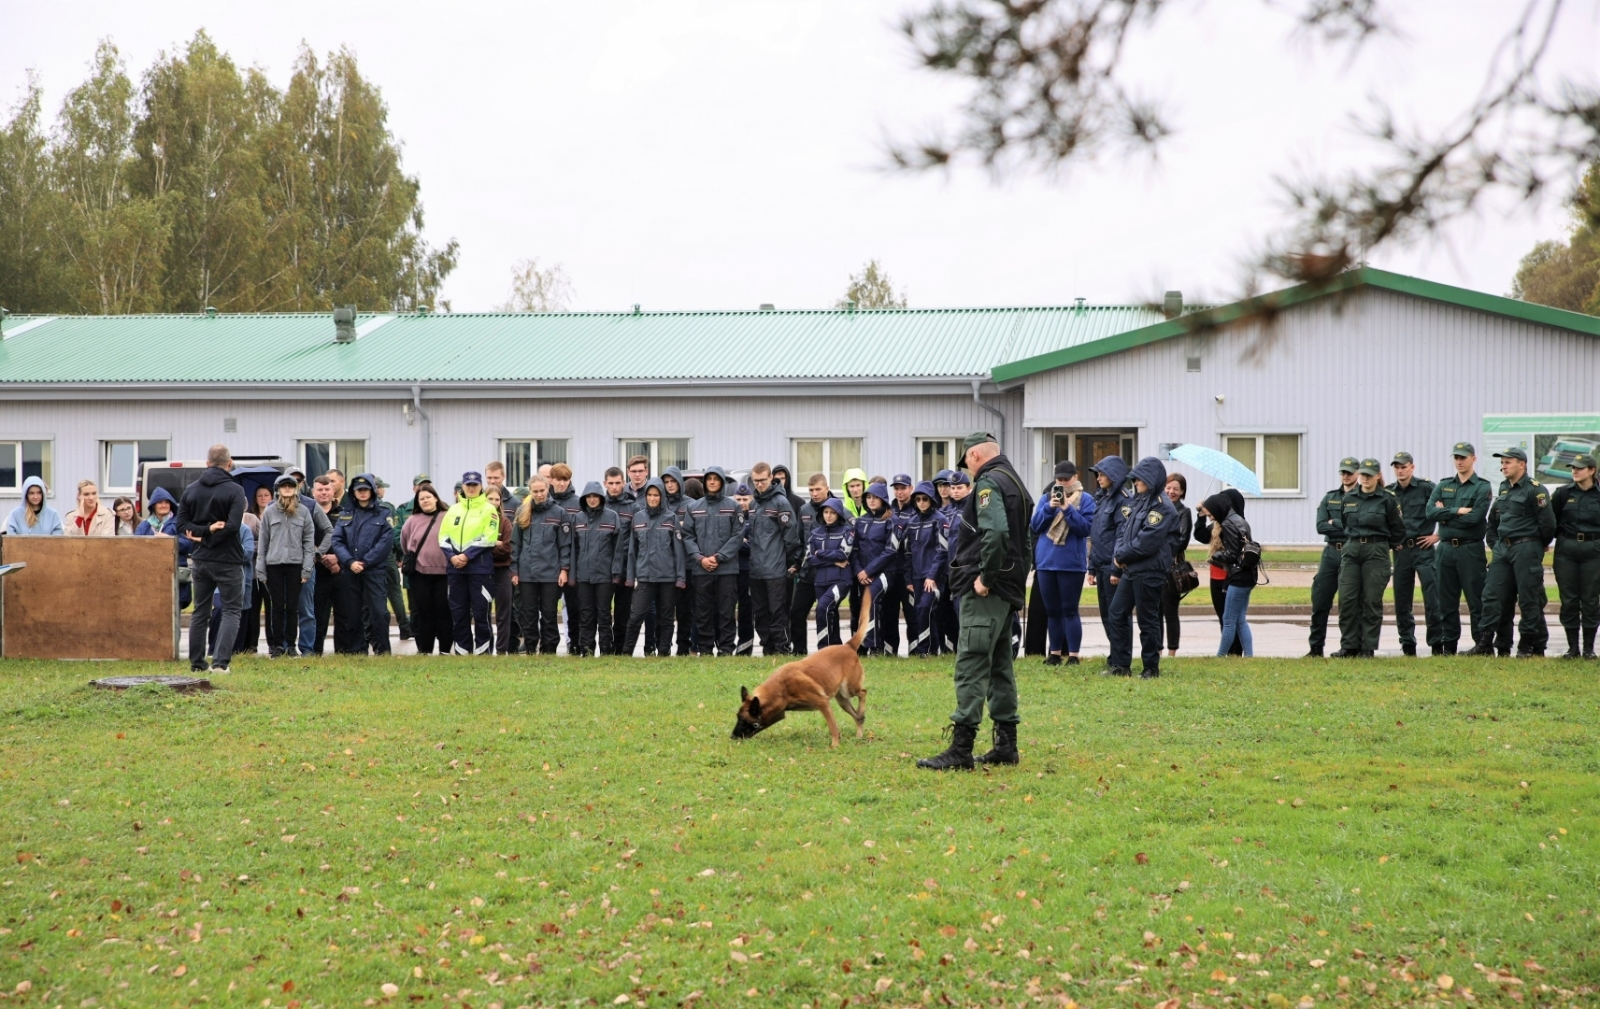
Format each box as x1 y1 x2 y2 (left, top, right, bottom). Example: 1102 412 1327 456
1 536 178 660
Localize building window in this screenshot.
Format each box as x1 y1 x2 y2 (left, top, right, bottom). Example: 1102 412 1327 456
0 440 52 494
621 438 689 475
501 439 570 489
1224 434 1301 494
299 440 367 481
917 438 956 482
103 440 168 494
793 438 863 491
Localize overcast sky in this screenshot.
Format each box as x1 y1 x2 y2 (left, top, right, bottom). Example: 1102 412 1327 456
7 1 1598 312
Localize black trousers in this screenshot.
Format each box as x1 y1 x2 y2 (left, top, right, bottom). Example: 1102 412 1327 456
1160 577 1181 652
336 565 390 654
1107 570 1164 673
492 567 516 655
313 565 339 655
189 559 244 670
1094 566 1119 644
409 572 451 655
736 569 755 653
814 580 848 646
611 585 634 655
751 576 791 655
562 582 580 653
263 563 304 655
447 570 494 654
674 582 695 655
1210 577 1242 656
516 581 563 654
788 573 815 656
1024 580 1049 655
576 581 615 656
693 574 739 655
625 582 678 656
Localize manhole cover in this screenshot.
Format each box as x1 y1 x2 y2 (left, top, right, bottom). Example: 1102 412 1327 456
91 675 212 692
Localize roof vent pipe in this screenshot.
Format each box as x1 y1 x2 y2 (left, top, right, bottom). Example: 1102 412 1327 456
845 300 857 313
1163 290 1183 319
759 303 775 311
204 306 218 318
632 303 641 315
1074 297 1085 313
334 305 358 342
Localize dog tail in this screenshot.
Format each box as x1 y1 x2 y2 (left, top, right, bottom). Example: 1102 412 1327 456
847 587 875 651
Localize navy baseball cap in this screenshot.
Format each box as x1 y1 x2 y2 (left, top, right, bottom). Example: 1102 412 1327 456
933 469 954 485
462 470 484 485
950 472 970 486
734 482 753 496
891 473 913 487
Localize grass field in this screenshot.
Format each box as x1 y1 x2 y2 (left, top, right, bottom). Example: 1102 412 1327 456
4 654 1598 1008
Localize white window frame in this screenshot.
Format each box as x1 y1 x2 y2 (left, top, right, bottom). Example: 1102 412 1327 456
791 437 865 491
619 438 690 475
102 439 168 495
0 439 54 495
298 439 368 480
915 437 959 482
500 438 570 489
1223 433 1302 496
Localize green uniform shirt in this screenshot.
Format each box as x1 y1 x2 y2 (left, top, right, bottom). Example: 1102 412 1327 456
1390 477 1436 540
1488 475 1557 544
1553 482 1600 536
1427 473 1492 541
1315 486 1351 543
1341 485 1405 545
973 474 1012 582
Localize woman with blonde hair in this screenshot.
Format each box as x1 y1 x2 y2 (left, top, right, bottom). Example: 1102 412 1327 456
67 480 115 536
5 477 63 536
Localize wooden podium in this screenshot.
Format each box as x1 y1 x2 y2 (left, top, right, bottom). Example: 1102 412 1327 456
0 536 179 660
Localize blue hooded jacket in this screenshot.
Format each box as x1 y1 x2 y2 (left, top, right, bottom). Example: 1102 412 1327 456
852 482 901 583
1087 455 1131 570
4 476 64 536
805 498 856 589
1031 480 1097 572
902 482 949 584
330 474 393 569
1112 457 1178 576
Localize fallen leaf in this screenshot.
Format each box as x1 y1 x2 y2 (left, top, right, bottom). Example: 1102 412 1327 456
14 981 32 993
939 925 958 938
381 982 399 997
1309 959 1327 968
1135 852 1149 865
874 977 893 993
964 938 979 952
281 834 296 843
173 964 188 977
1211 970 1230 981
730 950 748 963
283 980 295 992
1438 975 1454 990
1378 855 1388 865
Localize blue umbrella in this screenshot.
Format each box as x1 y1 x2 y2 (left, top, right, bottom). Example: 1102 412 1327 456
1168 444 1262 496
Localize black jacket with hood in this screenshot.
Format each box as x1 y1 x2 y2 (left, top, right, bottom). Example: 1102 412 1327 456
684 466 744 576
1200 492 1258 588
572 482 624 585
748 480 802 580
176 466 249 565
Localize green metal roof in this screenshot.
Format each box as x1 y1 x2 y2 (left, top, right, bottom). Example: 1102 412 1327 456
991 267 1600 383
0 303 1175 386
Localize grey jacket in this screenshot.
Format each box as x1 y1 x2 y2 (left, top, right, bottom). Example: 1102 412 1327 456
683 466 744 576
748 483 802 579
511 498 573 583
573 482 625 584
255 501 317 582
626 478 687 585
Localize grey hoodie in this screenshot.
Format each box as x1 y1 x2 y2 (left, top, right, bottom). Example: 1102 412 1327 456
572 481 625 585
683 466 744 576
255 498 317 582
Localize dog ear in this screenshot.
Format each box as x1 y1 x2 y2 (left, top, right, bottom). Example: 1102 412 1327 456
748 696 761 717
740 685 749 702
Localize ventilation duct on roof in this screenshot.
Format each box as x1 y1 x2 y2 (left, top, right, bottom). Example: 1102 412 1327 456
759 303 775 311
334 305 358 342
1163 290 1183 319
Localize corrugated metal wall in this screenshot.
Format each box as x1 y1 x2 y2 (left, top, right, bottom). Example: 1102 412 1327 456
0 389 1027 506
1022 287 1600 544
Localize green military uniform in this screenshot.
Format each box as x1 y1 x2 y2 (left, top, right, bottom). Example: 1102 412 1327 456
1335 460 1405 656
1551 454 1600 658
1388 453 1441 655
1427 443 1493 653
1307 457 1359 656
1476 448 1557 656
919 433 1033 771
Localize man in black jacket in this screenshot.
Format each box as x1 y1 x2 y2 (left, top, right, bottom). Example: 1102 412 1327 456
177 445 249 672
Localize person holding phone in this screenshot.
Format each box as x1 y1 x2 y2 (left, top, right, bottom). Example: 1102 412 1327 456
1031 461 1096 666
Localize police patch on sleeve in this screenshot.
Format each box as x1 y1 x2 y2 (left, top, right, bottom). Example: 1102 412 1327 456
1147 511 1163 526
1536 493 1547 507
1120 505 1131 518
779 512 791 524
978 489 991 509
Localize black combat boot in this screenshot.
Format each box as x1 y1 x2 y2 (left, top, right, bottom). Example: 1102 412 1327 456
916 724 977 771
1441 643 1458 656
1304 649 1324 658
1468 642 1496 657
1139 664 1160 678
1402 643 1417 657
1585 627 1598 660
1562 630 1582 659
975 722 1019 765
1430 645 1444 656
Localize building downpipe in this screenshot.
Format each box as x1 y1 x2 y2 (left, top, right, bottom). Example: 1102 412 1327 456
411 384 432 479
971 379 1006 453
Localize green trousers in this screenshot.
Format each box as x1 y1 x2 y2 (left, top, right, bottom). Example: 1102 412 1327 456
951 591 1018 729
1435 540 1486 648
1553 537 1599 639
1337 541 1391 653
1392 544 1441 649
1480 540 1549 654
1307 543 1342 653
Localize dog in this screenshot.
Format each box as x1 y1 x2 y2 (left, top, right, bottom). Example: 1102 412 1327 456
731 590 873 747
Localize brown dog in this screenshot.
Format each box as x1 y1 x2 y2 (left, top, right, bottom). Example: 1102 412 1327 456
731 591 872 746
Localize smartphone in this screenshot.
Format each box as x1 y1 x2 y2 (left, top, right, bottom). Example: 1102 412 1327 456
1052 486 1064 503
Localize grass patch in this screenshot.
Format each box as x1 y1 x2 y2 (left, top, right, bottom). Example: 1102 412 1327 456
4 655 1599 1006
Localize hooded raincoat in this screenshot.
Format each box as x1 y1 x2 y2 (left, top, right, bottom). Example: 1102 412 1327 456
4 476 64 536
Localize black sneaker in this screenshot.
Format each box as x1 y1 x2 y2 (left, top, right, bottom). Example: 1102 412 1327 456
1107 665 1133 677
1304 649 1324 658
1468 644 1496 657
1043 654 1062 667
1515 651 1544 659
1139 667 1160 679
1442 644 1458 656
1356 650 1375 658
1329 649 1357 659
1430 645 1444 656
1065 656 1080 666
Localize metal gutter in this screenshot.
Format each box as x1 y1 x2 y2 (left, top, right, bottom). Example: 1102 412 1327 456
971 379 1006 451
0 377 999 399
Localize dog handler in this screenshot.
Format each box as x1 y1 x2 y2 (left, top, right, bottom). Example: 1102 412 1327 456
918 432 1032 771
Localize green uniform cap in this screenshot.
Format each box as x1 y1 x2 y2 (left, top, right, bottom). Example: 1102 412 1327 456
1356 458 1382 477
962 431 998 452
413 473 431 485
1451 442 1475 457
374 477 390 489
1493 447 1528 462
1391 452 1414 465
1573 453 1597 470
1338 456 1360 473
